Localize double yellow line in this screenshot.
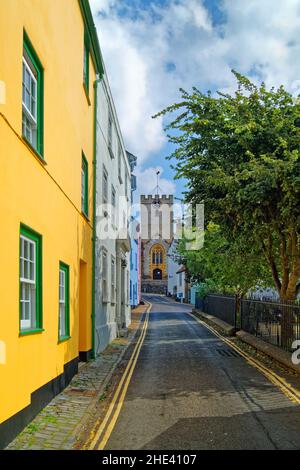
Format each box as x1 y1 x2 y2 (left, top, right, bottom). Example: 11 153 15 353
189 312 300 405
85 302 152 450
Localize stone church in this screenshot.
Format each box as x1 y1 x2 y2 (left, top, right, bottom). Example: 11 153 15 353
140 194 174 294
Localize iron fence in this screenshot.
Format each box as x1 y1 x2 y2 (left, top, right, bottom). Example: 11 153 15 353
196 293 237 328
241 297 300 352
195 292 300 352
195 294 205 311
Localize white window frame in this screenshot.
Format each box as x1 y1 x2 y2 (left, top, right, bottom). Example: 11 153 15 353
125 171 128 199
103 165 108 204
81 166 86 211
22 56 37 147
111 256 116 304
118 144 123 184
20 235 36 330
59 269 66 338
22 57 37 123
126 270 130 306
108 112 114 158
111 185 116 228
102 249 108 303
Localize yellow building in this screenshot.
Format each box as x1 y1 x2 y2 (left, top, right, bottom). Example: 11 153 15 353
0 0 103 448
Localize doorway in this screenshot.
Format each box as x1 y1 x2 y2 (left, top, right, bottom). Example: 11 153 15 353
153 268 162 280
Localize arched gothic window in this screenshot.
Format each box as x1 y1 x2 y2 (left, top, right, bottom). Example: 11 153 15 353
151 245 164 265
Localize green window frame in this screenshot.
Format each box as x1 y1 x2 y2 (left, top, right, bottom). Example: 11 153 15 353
58 262 70 342
81 153 89 217
19 224 43 335
22 30 44 158
83 30 90 96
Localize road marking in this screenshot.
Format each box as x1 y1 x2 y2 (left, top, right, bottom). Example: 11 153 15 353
188 312 300 405
86 302 152 450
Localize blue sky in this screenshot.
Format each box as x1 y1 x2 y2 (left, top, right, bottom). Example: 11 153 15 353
90 0 300 199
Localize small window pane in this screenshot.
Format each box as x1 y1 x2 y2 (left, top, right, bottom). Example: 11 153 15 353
24 239 28 259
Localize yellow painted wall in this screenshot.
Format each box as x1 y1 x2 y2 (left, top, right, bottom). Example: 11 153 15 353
0 0 96 424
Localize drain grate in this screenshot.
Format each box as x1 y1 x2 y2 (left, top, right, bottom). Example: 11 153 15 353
216 348 241 358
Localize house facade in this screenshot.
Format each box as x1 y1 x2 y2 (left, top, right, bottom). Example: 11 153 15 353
94 70 131 354
167 239 197 304
167 239 180 297
0 0 103 448
130 220 141 308
176 266 189 302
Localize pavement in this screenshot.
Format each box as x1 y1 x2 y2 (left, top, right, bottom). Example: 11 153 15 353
103 294 300 450
6 303 148 450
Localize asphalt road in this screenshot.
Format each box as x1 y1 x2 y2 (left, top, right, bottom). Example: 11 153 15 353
105 295 300 450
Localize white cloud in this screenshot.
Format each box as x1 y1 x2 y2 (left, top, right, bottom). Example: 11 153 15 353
135 166 176 197
90 0 300 171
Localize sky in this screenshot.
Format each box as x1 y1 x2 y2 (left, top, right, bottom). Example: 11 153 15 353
90 0 300 199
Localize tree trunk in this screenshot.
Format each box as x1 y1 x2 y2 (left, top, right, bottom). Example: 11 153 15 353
263 230 300 350
279 233 300 350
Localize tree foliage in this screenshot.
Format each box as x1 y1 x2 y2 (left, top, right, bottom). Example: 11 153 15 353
176 223 272 296
156 71 300 300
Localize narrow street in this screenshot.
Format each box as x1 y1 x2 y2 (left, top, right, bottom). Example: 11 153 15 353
100 295 300 450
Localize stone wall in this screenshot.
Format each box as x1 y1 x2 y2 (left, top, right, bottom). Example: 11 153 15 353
141 280 168 294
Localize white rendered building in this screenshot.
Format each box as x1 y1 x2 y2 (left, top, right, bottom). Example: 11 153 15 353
167 239 180 297
94 71 131 354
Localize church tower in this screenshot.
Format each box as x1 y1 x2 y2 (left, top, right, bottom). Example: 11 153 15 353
140 194 174 294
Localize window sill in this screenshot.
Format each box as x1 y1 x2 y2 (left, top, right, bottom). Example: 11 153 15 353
58 335 71 344
19 328 44 337
83 82 91 106
22 136 45 164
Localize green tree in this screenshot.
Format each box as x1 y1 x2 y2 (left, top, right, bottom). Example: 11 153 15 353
175 223 272 297
156 71 300 301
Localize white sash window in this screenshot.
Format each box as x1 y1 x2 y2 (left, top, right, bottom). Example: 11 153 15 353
22 55 37 148
59 269 66 338
20 235 36 330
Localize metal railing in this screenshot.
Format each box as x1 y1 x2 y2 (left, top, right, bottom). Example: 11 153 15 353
196 293 237 328
195 293 300 352
241 297 300 352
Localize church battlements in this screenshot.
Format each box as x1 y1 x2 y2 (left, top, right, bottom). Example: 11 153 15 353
140 194 174 203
